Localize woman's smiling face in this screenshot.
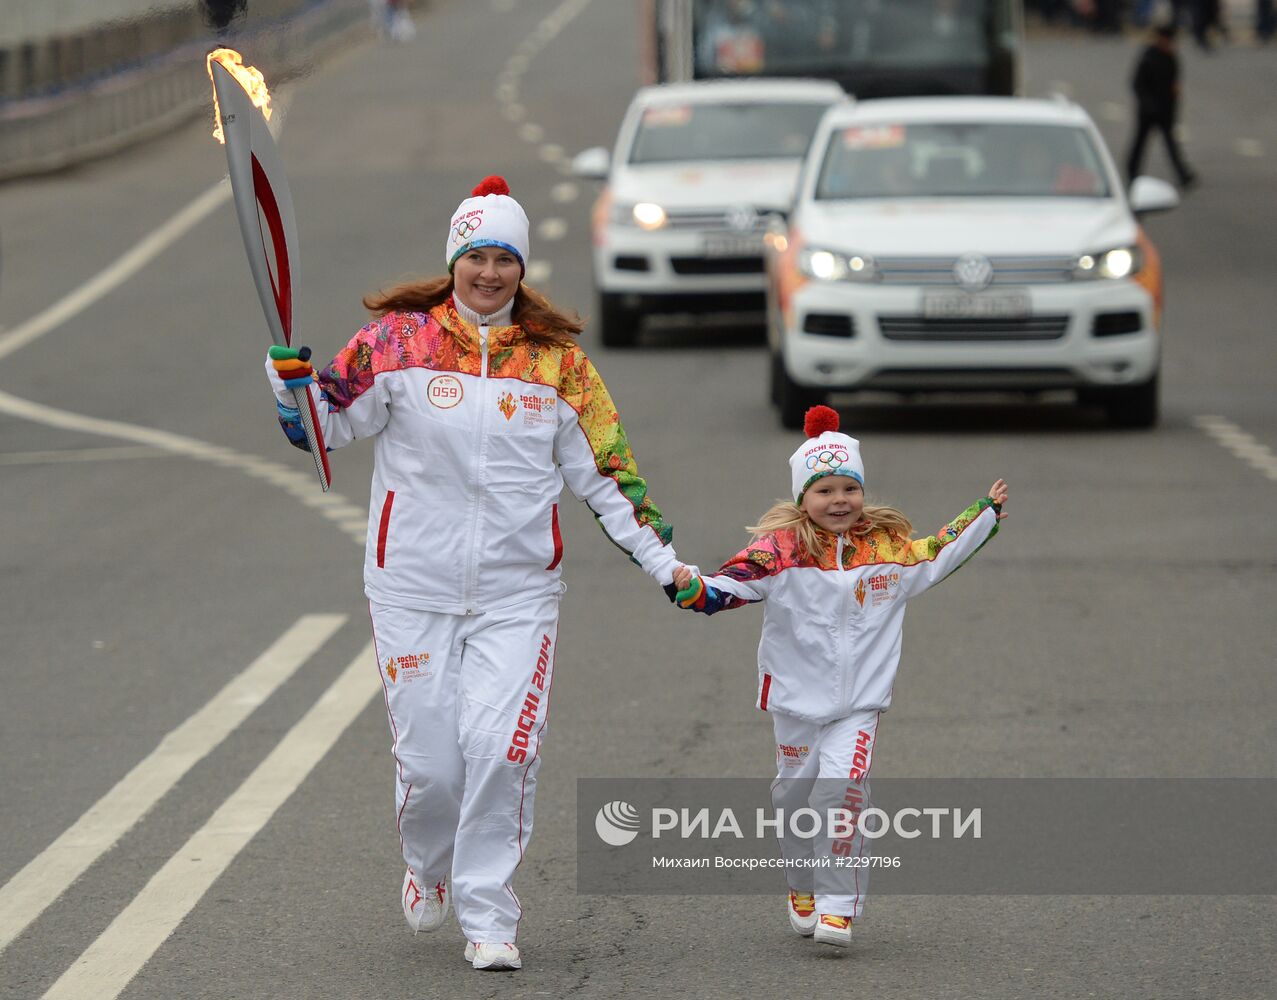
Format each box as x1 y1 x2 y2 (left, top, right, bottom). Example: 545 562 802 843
452 246 521 315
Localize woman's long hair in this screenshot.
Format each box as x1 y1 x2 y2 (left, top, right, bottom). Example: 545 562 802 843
362 275 583 348
747 499 914 558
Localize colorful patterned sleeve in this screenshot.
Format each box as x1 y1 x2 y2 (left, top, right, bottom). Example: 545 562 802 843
553 349 678 584
693 534 786 612
893 497 999 597
275 315 405 452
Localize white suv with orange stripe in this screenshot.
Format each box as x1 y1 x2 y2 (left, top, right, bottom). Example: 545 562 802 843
573 78 845 347
766 97 1178 428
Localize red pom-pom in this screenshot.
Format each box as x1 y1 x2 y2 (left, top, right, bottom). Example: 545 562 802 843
803 405 840 438
472 175 510 197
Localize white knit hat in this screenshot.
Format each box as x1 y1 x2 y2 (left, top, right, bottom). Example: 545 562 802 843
790 405 864 502
445 175 530 275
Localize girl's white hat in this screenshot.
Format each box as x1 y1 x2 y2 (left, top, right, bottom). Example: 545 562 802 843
790 405 864 502
446 175 530 275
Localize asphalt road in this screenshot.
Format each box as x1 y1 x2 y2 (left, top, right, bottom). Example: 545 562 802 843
0 3 1273 998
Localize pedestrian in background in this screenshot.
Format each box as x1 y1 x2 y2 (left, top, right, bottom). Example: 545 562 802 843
1126 23 1198 188
1258 0 1275 41
671 405 1007 948
266 177 683 971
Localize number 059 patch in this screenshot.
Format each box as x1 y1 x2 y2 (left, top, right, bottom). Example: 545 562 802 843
427 374 464 408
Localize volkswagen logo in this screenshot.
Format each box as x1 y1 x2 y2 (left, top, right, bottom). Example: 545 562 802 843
953 252 994 291
726 204 759 232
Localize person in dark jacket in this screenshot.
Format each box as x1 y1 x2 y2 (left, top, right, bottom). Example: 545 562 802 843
1126 23 1197 187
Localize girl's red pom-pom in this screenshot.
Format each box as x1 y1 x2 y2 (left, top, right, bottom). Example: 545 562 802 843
803 405 840 438
472 175 511 197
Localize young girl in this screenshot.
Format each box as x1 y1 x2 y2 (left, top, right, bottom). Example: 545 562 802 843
672 405 1007 948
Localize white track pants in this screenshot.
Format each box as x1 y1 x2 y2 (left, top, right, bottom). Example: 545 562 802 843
370 594 559 943
770 708 881 919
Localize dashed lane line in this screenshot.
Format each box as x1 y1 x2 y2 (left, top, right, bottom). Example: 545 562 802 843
1194 415 1277 482
0 614 347 957
0 445 170 465
41 641 378 1000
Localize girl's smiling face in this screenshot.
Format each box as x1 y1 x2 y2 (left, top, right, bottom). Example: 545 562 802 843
452 246 521 315
801 476 865 533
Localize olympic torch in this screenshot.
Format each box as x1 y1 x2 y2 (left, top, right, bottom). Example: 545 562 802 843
207 49 331 491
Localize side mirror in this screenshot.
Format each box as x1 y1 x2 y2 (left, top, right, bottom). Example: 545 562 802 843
571 146 611 180
1128 176 1179 215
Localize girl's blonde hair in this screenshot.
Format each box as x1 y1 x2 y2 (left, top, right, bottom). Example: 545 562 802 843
747 499 913 557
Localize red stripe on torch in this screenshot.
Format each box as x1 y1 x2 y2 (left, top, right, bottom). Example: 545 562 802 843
251 153 292 343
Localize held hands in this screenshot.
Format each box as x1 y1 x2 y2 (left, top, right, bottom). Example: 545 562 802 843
987 479 1009 520
673 564 712 611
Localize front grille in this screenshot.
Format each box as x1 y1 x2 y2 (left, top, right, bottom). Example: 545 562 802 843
669 255 764 275
865 367 1076 390
875 255 1076 286
803 313 855 338
1092 311 1142 337
662 208 783 231
878 315 1069 341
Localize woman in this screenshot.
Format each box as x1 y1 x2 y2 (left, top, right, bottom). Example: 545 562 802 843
266 177 682 971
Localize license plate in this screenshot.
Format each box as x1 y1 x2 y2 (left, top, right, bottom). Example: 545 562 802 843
703 232 765 257
921 292 1030 319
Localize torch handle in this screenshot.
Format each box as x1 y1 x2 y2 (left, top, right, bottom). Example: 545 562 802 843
289 384 330 492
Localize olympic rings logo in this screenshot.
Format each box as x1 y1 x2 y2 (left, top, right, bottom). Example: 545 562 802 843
452 218 482 242
806 448 850 472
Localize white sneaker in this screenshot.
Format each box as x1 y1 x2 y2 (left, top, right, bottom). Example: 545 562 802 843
812 912 853 948
401 869 448 933
463 941 522 970
787 889 818 936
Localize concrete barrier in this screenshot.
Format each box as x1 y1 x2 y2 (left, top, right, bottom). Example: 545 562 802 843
0 0 372 181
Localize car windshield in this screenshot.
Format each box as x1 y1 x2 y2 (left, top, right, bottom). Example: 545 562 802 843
814 121 1111 199
628 101 830 164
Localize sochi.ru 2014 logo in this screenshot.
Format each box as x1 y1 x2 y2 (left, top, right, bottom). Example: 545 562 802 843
594 800 642 847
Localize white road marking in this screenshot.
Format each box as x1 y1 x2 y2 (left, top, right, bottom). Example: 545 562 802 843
537 217 568 241
0 615 347 956
1235 138 1264 158
539 142 564 164
0 182 230 364
1194 415 1277 481
518 122 545 143
41 642 379 1000
526 260 553 284
551 181 578 203
0 445 169 465
0 389 367 543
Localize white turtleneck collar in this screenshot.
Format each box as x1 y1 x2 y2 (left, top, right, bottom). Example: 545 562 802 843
454 293 514 331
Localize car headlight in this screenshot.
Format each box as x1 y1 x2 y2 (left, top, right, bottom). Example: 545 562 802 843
1074 245 1142 280
798 248 877 282
610 202 668 230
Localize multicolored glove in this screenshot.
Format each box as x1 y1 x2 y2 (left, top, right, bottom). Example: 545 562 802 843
674 574 728 615
269 345 315 390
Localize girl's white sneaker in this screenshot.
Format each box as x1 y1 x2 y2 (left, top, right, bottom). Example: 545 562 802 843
401 869 449 933
463 941 522 970
787 890 818 935
813 913 853 947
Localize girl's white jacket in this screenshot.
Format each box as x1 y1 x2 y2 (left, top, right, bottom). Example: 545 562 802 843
696 501 999 724
268 301 679 614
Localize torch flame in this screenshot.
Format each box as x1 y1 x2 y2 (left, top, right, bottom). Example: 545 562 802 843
207 48 273 144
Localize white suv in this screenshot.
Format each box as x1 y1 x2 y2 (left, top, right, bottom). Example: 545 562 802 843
573 78 845 347
766 97 1179 427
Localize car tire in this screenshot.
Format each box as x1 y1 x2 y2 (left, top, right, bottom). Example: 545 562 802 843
773 353 826 430
1083 375 1159 429
598 293 639 348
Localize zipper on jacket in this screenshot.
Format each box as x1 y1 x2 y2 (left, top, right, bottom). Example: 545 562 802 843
836 534 852 711
462 326 490 614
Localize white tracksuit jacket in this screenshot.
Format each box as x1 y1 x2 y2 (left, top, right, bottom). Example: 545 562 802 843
693 500 999 724
271 298 680 609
